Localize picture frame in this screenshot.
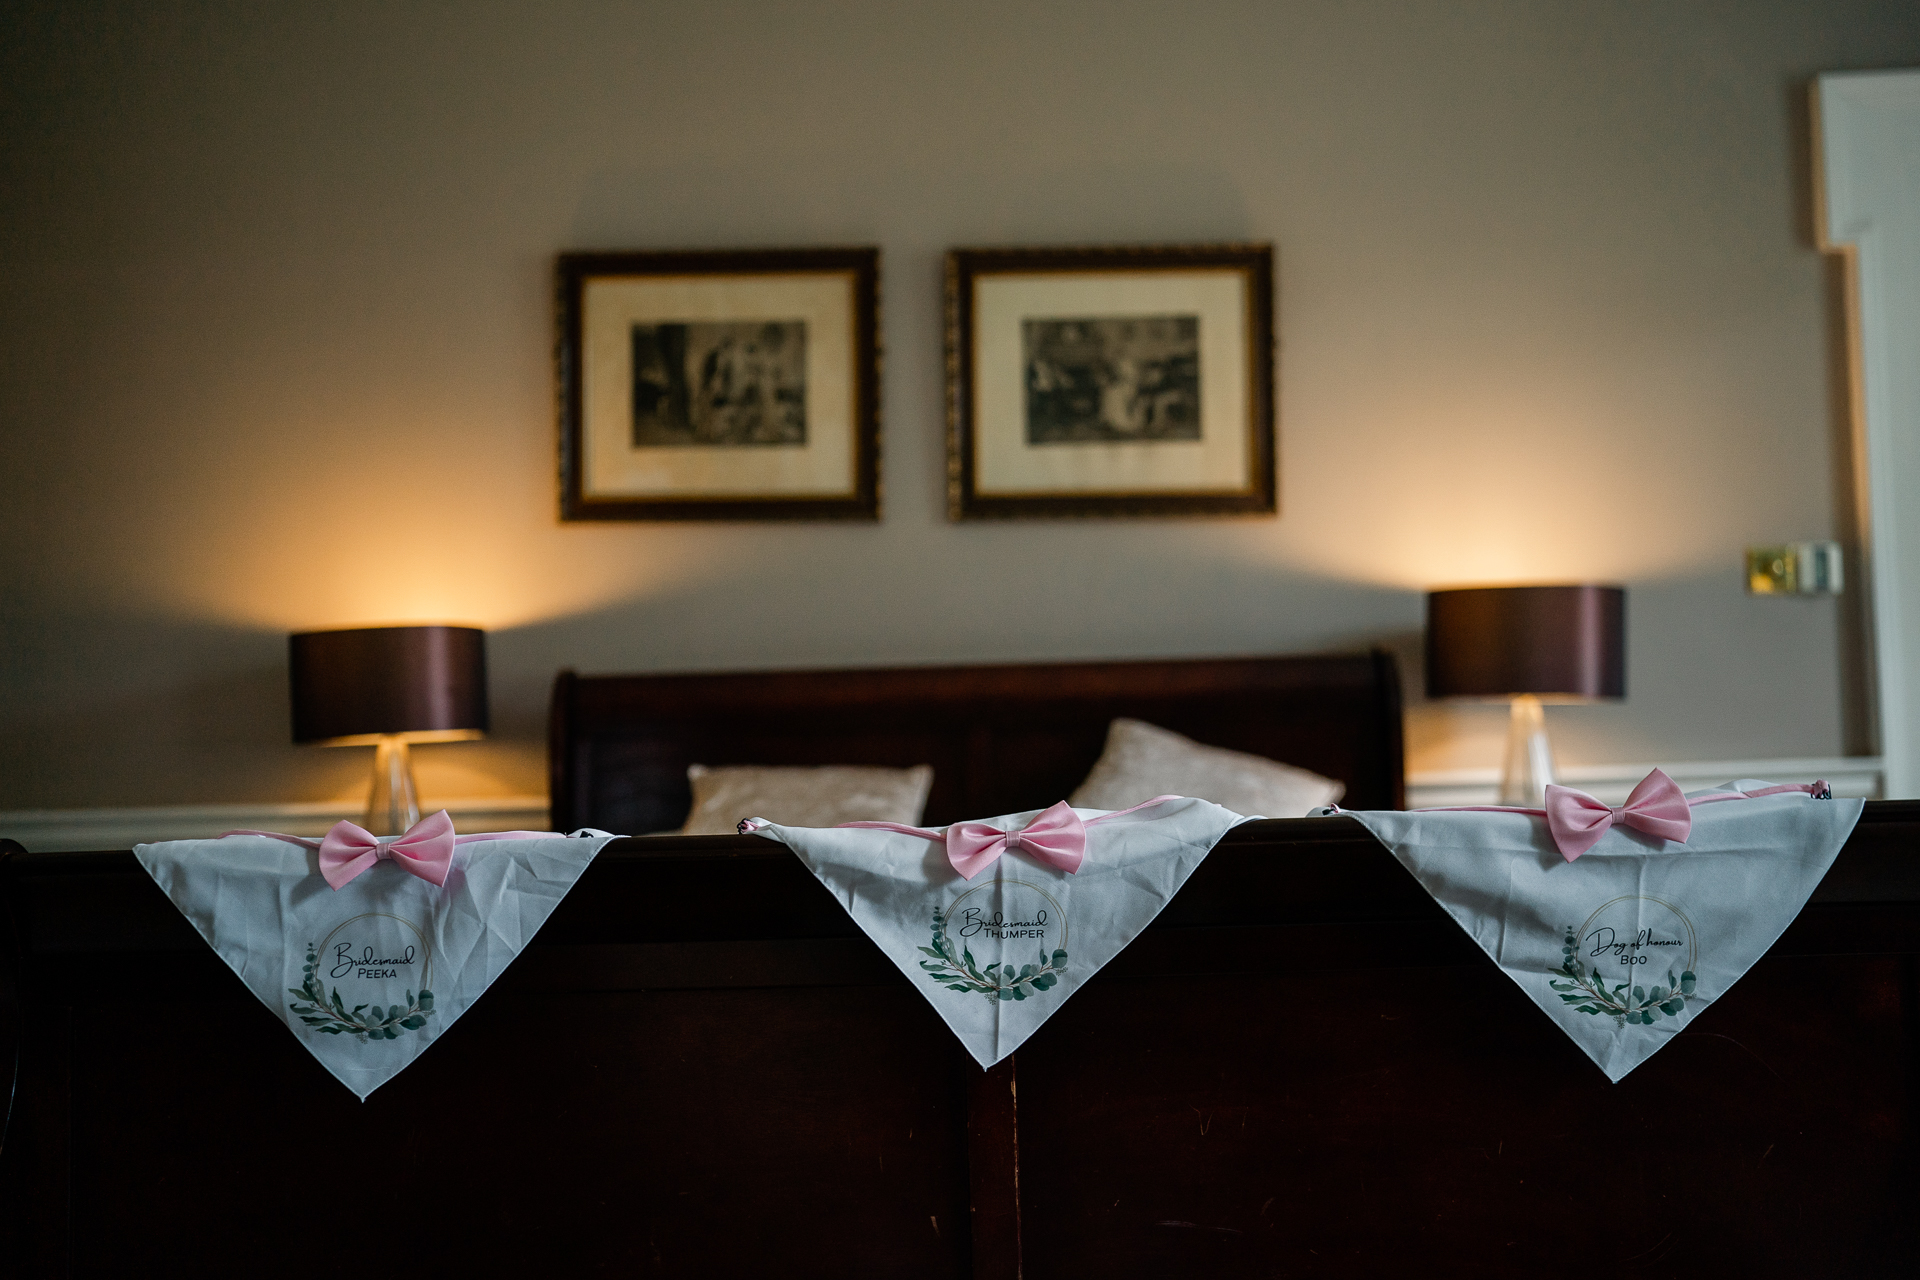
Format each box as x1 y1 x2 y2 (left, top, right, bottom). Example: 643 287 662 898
945 242 1275 519
557 247 880 521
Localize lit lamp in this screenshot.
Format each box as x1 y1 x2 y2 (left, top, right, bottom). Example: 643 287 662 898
1425 585 1625 806
289 626 489 835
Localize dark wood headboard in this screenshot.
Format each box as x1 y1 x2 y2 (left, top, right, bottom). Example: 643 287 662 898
548 650 1405 833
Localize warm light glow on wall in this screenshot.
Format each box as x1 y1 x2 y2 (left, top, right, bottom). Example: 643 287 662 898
1270 390 1734 590
154 514 718 631
119 410 725 632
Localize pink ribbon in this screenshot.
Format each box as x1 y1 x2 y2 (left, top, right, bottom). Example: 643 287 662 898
317 811 458 889
1544 769 1691 861
222 812 567 890
832 794 1184 881
1388 770 1830 863
945 801 1088 878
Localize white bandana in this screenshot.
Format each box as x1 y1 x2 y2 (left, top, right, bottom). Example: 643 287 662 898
136 831 618 1099
1339 783 1861 1080
747 796 1247 1067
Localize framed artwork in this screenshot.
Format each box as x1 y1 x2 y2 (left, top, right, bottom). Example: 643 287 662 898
945 243 1275 519
557 247 880 520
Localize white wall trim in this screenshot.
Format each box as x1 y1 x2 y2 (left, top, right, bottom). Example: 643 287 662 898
1817 69 1920 799
0 759 1883 850
0 797 551 853
1406 757 1882 808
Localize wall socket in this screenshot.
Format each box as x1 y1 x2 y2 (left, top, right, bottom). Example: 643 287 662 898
1747 541 1844 595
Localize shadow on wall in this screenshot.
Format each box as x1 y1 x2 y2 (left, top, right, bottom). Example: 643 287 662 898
0 547 1428 811
1787 74 1878 758
0 611 332 807
568 159 1254 251
2 550 1855 811
1405 562 1851 773
490 553 1426 742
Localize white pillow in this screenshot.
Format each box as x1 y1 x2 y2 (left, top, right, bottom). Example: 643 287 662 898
1068 718 1344 818
679 763 935 835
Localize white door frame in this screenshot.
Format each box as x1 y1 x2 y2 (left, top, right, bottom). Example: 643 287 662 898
1816 70 1920 799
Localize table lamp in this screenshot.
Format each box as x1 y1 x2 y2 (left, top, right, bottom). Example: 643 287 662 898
289 625 489 835
1425 585 1625 806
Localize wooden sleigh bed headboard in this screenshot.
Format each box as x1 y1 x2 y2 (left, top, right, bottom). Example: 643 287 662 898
548 649 1406 834
7 648 1919 1275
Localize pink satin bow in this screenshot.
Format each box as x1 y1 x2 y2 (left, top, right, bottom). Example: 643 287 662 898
318 810 457 889
1381 771 1830 863
945 801 1087 879
1544 769 1691 862
222 815 568 888
830 794 1184 881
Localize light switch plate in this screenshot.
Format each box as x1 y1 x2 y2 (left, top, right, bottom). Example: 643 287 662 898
1747 541 1843 595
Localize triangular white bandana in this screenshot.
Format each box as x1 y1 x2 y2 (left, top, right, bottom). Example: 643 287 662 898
1341 783 1862 1081
749 797 1247 1067
135 831 619 1099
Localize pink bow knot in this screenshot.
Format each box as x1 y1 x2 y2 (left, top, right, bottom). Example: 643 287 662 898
318 810 457 890
945 801 1087 880
1543 769 1691 862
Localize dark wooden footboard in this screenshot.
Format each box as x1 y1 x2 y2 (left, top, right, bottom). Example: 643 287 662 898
3 805 1916 1277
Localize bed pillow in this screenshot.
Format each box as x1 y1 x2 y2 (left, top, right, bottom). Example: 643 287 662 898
679 763 935 835
1068 718 1344 818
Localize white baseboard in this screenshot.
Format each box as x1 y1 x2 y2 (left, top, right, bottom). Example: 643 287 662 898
1406 758 1882 807
0 797 551 853
0 758 1884 851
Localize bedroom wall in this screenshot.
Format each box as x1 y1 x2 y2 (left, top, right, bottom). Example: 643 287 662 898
5 0 1918 811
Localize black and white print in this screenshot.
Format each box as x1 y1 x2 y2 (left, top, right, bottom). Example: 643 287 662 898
1022 314 1200 444
631 320 807 447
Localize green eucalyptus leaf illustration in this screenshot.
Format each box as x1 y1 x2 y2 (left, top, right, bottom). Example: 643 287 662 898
919 910 1070 1005
1545 951 1699 1026
287 968 436 1042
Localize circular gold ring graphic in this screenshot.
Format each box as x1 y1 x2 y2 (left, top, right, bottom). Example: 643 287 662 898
1575 895 1696 977
939 879 1068 956
317 912 433 992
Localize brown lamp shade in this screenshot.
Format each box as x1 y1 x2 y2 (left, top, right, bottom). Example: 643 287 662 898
289 626 489 744
1425 586 1625 700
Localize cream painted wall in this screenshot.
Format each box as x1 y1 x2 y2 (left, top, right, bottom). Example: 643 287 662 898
4 0 1916 810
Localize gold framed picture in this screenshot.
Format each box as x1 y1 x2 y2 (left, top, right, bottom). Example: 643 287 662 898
557 247 880 520
945 243 1275 519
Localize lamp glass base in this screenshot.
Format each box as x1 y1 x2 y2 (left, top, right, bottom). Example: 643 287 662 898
366 736 422 836
1498 694 1557 807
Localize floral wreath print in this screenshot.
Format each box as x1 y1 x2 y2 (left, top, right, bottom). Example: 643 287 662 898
1548 923 1697 1026
917 909 1069 1004
288 943 436 1041
913 905 1067 1005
